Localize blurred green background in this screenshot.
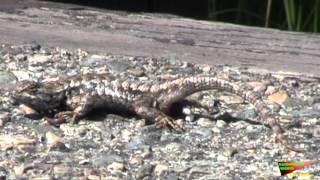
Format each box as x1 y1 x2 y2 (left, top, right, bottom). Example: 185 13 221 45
207 0 320 33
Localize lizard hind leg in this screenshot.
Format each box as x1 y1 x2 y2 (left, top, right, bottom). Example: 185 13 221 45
133 105 185 132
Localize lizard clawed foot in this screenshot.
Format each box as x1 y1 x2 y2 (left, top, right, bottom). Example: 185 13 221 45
46 111 75 126
155 116 185 132
45 117 66 126
134 105 185 132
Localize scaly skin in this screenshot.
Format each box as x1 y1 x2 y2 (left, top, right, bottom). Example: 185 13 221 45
12 73 301 152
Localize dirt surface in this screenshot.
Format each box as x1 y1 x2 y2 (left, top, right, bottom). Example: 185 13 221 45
0 44 319 179
0 0 320 77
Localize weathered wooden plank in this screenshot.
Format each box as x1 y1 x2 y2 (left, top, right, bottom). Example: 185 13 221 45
0 0 319 75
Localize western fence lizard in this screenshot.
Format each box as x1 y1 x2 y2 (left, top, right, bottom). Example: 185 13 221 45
12 73 301 152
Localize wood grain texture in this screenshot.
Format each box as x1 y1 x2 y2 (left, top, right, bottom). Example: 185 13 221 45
0 0 319 75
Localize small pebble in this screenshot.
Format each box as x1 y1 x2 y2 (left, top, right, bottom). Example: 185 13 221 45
28 54 52 64
268 90 289 105
216 120 227 129
197 118 215 127
107 162 125 172
247 81 267 92
154 164 169 176
0 113 9 127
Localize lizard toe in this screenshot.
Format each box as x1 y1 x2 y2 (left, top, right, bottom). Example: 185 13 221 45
155 116 185 132
45 117 66 126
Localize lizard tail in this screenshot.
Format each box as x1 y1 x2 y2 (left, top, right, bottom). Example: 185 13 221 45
168 76 302 152
266 117 303 152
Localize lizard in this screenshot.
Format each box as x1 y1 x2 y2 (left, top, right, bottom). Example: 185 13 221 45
11 73 301 152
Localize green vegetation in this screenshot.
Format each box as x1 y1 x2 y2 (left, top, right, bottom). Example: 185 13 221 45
207 0 320 33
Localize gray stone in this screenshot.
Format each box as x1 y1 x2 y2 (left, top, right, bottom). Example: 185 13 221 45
128 136 146 150
216 120 227 129
291 109 320 118
191 127 213 139
307 96 320 106
92 153 123 168
0 71 17 91
83 54 107 66
239 108 258 120
106 60 131 73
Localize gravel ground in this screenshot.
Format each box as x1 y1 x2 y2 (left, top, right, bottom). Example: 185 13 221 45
0 44 319 179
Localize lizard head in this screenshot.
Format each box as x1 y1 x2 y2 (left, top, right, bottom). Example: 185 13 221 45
12 80 66 112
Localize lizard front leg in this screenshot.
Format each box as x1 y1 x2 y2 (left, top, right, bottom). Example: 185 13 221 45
46 111 75 126
47 95 96 125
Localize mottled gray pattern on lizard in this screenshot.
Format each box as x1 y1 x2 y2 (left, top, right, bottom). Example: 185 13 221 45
12 73 301 152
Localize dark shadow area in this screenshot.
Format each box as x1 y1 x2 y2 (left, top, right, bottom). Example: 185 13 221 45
40 0 209 19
